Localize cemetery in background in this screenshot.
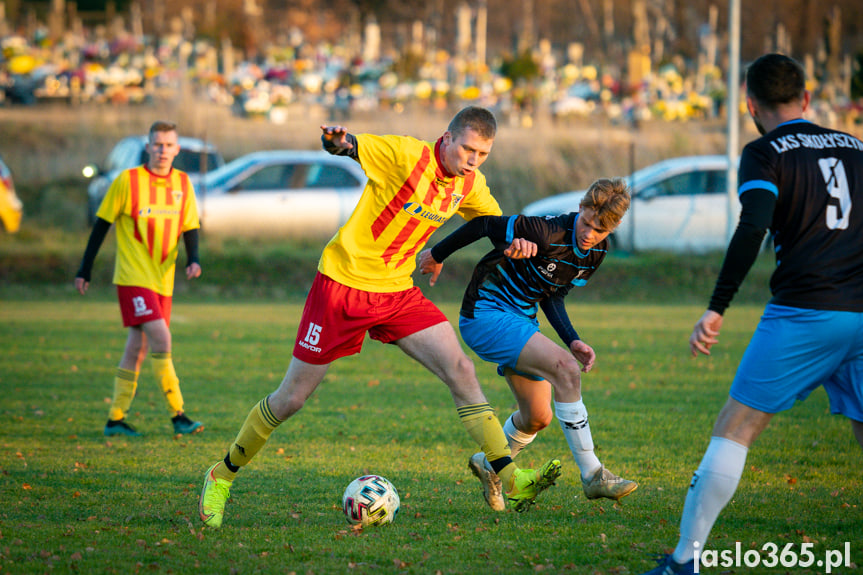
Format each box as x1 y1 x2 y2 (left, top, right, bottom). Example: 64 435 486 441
0 0 860 131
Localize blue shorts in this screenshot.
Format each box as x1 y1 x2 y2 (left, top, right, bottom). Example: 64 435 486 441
730 303 863 421
459 306 544 381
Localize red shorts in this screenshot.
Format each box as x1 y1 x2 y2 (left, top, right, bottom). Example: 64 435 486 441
293 272 448 364
117 286 172 327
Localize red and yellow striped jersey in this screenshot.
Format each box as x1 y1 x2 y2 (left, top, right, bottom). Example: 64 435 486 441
319 133 502 292
96 166 200 296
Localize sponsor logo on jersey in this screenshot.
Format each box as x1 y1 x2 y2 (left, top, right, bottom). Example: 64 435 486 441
138 207 182 217
538 262 557 279
402 202 448 224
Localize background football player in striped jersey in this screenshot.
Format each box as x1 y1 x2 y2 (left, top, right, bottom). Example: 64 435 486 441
75 121 204 438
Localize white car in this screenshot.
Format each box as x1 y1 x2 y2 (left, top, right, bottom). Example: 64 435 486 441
198 150 368 237
522 155 740 253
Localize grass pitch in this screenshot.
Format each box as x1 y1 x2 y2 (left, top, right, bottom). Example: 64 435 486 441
1 300 860 574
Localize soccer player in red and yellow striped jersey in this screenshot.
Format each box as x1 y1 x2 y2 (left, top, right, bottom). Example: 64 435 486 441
199 107 563 528
317 130 502 292
75 121 204 438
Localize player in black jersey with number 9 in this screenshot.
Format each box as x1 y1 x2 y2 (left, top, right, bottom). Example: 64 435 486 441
642 53 863 575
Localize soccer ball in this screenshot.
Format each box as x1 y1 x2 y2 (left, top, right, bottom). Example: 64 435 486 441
341 474 400 526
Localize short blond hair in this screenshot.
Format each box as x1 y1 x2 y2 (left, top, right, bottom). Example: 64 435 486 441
448 106 497 140
579 177 631 230
148 121 178 141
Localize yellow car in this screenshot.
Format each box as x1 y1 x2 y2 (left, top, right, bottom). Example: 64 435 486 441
0 156 22 233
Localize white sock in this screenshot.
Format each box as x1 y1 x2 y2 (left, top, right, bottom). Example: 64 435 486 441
554 400 601 480
672 436 748 564
503 413 536 459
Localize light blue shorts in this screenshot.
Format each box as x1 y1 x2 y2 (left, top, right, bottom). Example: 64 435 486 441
459 307 544 381
730 303 863 420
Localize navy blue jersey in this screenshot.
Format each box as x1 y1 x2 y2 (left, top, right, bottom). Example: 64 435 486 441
460 213 607 319
738 119 863 311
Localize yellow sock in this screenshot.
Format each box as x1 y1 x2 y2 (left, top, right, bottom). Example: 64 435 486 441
497 461 518 491
108 368 138 421
227 397 283 468
151 352 184 414
212 460 237 482
457 403 516 488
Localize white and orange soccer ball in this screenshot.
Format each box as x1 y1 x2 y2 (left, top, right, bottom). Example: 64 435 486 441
341 475 400 526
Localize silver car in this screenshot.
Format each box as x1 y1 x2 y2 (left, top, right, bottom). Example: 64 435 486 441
198 150 368 237
522 155 739 253
84 135 224 223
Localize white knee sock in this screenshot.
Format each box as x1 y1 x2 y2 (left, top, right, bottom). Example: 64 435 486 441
503 413 536 459
672 436 748 564
554 400 601 480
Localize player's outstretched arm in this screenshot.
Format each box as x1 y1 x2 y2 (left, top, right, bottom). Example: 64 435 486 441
320 125 353 150
423 216 532 287
689 310 723 357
